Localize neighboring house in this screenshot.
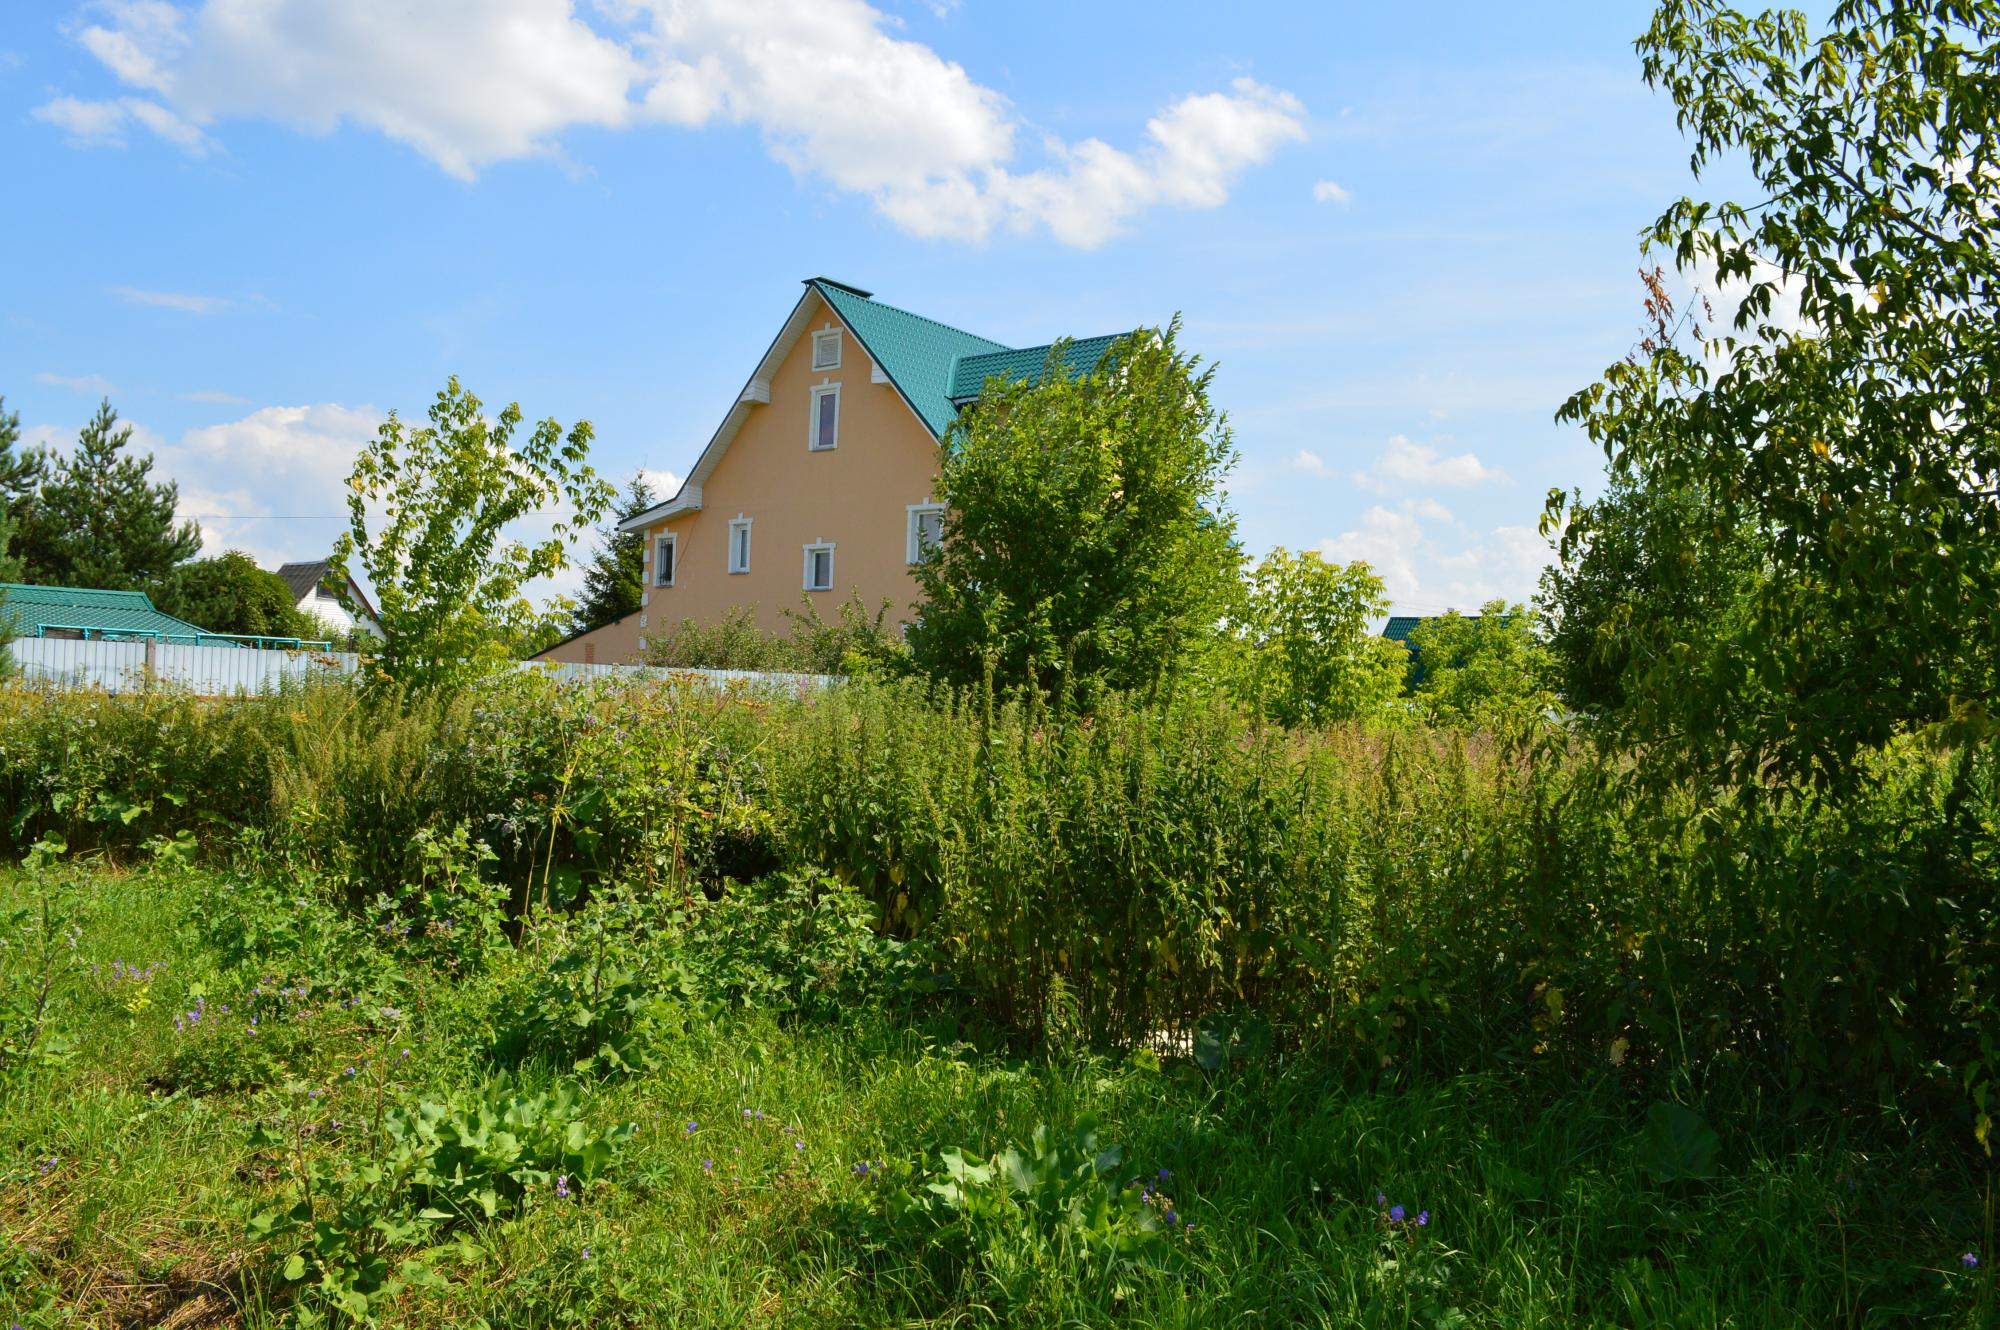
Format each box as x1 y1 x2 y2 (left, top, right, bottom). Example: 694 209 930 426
538 277 1128 664
1380 615 1430 648
275 559 384 640
0 581 226 644
530 610 643 667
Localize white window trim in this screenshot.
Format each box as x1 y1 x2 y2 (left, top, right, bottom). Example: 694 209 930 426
906 501 945 564
808 382 840 451
802 540 835 592
727 515 752 575
654 532 677 588
812 328 842 370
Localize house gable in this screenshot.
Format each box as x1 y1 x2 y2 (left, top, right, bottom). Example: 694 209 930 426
617 278 1139 637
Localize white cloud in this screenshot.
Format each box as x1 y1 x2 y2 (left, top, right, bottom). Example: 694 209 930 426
1316 499 1551 610
38 0 1305 246
35 371 117 394
1311 179 1351 205
33 90 212 153
1354 434 1507 490
1292 448 1330 477
1318 504 1424 599
637 468 683 501
112 285 233 314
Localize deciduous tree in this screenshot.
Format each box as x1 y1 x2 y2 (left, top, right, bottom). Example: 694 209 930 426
1232 548 1406 727
153 551 320 641
335 377 612 692
909 322 1241 698
1407 601 1555 728
1554 0 2000 788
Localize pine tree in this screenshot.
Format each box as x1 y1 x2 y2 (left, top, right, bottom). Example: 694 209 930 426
0 396 32 583
572 472 656 635
15 399 201 589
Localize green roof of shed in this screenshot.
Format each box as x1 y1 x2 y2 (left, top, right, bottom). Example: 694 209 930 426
0 582 218 641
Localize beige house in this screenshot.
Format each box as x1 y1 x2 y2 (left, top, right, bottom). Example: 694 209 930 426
536 277 1121 665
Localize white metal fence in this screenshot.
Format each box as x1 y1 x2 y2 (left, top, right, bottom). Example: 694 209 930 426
5 637 831 696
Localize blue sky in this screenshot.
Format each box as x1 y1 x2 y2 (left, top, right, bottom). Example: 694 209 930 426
2 1 1715 613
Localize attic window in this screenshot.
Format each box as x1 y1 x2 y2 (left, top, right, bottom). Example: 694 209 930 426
812 329 842 370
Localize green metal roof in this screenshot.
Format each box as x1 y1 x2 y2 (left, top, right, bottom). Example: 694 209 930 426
947 335 1125 402
0 582 219 642
806 279 1128 440
1382 615 1427 644
808 280 1008 439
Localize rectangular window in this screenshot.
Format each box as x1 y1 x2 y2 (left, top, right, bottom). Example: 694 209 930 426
654 533 677 587
803 541 835 592
812 329 842 370
728 516 752 574
907 502 945 564
810 384 839 450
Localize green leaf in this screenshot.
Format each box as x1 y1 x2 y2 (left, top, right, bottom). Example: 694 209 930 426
1639 1101 1720 1183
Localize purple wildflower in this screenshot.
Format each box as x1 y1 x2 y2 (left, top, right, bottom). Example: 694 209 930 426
555 1174 572 1199
686 1120 698 1134
582 1246 592 1260
1417 1210 1430 1226
702 1158 714 1171
1965 1253 1981 1270
1390 1205 1406 1222
794 1139 805 1151
1376 1192 1385 1206
1164 1209 1178 1225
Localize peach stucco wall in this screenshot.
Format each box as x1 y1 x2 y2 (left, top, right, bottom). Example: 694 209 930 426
531 611 646 665
639 294 942 638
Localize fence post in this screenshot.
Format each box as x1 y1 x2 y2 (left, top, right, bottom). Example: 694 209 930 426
143 636 158 689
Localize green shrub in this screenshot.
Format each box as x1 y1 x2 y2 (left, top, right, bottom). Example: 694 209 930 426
488 891 692 1076
680 868 938 1021
247 1074 635 1324
851 1117 1183 1312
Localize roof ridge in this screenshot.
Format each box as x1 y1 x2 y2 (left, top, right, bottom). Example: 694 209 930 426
809 280 1011 353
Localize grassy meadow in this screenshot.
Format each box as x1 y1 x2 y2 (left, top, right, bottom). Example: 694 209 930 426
0 675 1994 1326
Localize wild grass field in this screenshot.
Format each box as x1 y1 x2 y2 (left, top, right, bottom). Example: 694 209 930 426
1 676 1994 1326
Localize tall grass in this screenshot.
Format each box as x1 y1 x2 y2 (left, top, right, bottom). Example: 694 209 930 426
0 673 1994 1140
1 863 1991 1328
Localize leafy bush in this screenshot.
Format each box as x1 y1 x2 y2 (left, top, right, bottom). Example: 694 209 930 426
853 1117 1182 1310
246 1075 634 1324
489 892 692 1076
681 869 936 1021
642 595 906 676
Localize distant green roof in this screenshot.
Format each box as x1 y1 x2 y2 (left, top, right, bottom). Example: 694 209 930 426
947 335 1126 402
806 279 1128 439
0 582 220 642
1382 615 1427 644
